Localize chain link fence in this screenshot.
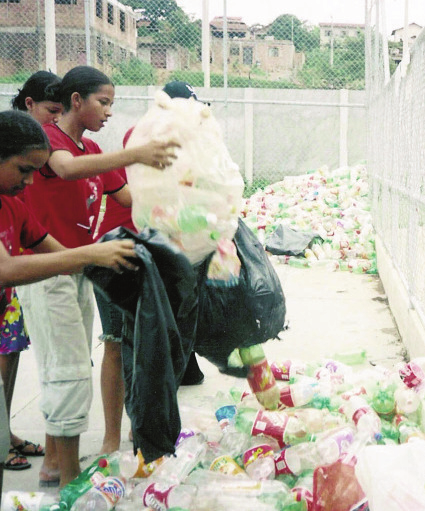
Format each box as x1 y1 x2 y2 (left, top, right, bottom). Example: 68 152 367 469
0 0 370 188
366 0 425 333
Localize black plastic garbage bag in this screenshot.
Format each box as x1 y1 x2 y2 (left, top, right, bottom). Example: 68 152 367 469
265 223 321 256
195 218 286 374
84 227 198 462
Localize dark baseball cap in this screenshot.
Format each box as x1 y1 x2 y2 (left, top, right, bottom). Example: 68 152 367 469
163 81 199 100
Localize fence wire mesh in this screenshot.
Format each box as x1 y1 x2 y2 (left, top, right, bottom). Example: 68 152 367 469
366 0 425 326
0 0 371 186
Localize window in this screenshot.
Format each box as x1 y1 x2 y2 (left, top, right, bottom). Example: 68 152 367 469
107 3 114 24
243 46 253 66
325 30 331 37
55 0 77 4
120 11 125 32
0 0 21 3
96 0 102 18
268 47 279 57
120 48 127 61
341 30 347 36
96 36 103 63
230 46 240 56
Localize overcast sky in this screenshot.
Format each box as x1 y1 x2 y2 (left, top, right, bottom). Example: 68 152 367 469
176 0 425 34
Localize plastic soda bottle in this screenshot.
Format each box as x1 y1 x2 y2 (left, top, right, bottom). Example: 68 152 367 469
98 449 164 479
59 455 113 510
239 344 280 410
130 481 197 510
242 436 279 480
397 357 425 388
70 476 126 511
340 395 382 439
394 414 425 443
177 205 217 233
274 442 320 477
270 359 317 382
278 378 319 408
290 471 314 511
1 492 59 511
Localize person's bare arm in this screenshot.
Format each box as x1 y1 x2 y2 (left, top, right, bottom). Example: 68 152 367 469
0 235 138 288
109 184 132 209
50 139 179 181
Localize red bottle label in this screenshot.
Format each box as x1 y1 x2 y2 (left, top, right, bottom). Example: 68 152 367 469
252 409 289 448
274 448 295 475
143 482 176 508
270 360 291 381
247 359 276 393
243 443 274 468
291 486 314 511
399 361 425 388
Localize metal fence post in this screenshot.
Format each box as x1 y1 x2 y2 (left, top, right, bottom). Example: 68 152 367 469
45 0 56 72
244 88 254 185
339 89 349 168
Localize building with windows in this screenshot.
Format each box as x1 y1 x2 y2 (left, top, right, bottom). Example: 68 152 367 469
0 0 137 76
319 22 364 46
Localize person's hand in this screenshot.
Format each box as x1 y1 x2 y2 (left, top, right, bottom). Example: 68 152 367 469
90 240 138 273
134 139 180 170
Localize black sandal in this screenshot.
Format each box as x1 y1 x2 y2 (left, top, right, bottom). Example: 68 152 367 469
4 448 31 471
12 440 45 457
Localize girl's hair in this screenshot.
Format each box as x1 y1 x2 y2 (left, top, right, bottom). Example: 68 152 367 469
0 110 50 160
59 66 114 111
11 70 62 111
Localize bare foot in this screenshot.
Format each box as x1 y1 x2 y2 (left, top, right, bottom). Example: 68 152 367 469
99 440 120 455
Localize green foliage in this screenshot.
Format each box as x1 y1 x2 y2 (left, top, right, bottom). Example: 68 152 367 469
266 14 320 52
0 70 32 84
243 178 271 198
298 34 365 89
168 70 296 89
111 58 156 85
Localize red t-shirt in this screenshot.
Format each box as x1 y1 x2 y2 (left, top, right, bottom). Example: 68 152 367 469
24 123 125 248
0 195 47 320
95 126 136 240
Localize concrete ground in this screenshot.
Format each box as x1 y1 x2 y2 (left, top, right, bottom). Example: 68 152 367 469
2 262 407 497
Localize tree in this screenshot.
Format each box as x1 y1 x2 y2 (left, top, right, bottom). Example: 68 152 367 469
266 14 320 52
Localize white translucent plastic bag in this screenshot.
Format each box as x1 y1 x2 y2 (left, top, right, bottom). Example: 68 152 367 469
126 91 245 264
355 440 425 511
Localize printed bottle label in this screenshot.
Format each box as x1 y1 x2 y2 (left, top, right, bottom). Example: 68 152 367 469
274 448 295 475
143 482 176 510
215 405 237 431
251 409 289 448
243 444 274 468
210 454 245 475
96 477 126 507
399 361 425 388
247 359 276 393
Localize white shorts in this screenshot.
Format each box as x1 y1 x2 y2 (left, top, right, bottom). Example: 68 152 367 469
17 274 94 437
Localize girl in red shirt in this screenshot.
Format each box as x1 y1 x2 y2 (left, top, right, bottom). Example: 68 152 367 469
0 109 140 500
20 65 178 488
0 71 64 472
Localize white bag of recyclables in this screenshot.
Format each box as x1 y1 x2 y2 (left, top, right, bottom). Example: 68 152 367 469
355 441 425 511
126 91 245 264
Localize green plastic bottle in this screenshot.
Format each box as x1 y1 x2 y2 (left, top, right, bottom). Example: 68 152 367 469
239 344 280 410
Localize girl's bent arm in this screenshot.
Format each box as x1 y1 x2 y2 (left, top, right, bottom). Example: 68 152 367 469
49 139 179 181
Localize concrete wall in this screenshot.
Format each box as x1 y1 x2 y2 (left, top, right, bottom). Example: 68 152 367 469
0 85 366 181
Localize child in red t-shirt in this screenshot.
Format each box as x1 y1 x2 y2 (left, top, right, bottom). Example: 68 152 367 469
20 65 179 489
0 109 140 501
0 70 65 473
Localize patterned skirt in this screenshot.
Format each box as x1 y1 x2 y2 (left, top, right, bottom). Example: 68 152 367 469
0 289 30 354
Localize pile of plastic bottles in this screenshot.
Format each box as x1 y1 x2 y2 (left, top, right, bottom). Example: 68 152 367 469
241 165 377 274
9 350 425 510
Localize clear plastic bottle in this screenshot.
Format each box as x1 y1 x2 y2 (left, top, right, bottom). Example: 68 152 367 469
200 440 246 476
242 436 279 480
394 386 421 415
235 406 309 448
59 455 114 510
341 395 382 439
397 357 425 389
150 433 206 485
130 481 197 510
394 414 425 443
99 449 164 479
270 359 317 382
2 491 59 511
278 378 318 408
274 441 321 477
290 470 314 511
239 344 280 410
70 476 126 511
